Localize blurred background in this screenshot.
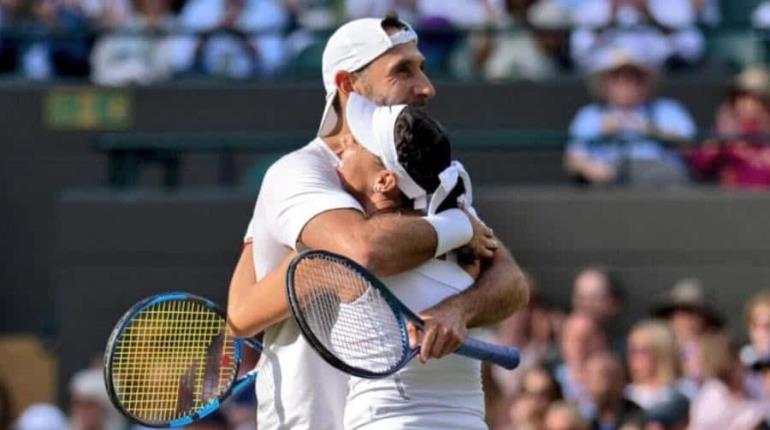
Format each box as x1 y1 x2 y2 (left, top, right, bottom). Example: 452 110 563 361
4 0 770 429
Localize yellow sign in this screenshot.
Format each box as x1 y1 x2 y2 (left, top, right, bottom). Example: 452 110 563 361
46 88 133 130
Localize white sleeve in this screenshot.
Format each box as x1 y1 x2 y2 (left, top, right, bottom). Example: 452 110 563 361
243 218 254 243
260 151 364 249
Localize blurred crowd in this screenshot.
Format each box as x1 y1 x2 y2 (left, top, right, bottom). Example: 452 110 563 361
0 0 766 84
483 269 770 430
6 349 261 430
8 270 770 430
564 44 770 189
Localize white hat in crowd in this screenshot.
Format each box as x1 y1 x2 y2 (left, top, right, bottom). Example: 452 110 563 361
318 16 418 137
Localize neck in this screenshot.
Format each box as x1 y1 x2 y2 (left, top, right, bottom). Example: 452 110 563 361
322 117 352 157
363 194 401 216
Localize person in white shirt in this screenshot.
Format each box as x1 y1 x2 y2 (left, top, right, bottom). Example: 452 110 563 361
226 15 529 430
231 91 492 429
341 93 488 430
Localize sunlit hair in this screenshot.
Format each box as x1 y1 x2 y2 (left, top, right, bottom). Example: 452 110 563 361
628 320 680 385
698 332 739 385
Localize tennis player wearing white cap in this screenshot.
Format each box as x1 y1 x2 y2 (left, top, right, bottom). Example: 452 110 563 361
227 15 528 430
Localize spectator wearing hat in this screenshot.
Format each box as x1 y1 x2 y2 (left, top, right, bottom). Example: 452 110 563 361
652 278 722 349
564 45 696 186
642 391 689 430
688 333 769 430
741 290 770 401
690 66 770 188
651 279 722 399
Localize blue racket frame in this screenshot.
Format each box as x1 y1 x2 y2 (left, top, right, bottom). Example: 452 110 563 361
103 292 261 428
286 250 520 379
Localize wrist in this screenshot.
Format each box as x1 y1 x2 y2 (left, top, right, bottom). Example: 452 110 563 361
423 208 473 257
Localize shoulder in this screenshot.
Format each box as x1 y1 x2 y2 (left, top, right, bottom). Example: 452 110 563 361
651 98 692 116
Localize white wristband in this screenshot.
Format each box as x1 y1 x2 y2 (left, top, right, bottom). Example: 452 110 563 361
423 208 473 257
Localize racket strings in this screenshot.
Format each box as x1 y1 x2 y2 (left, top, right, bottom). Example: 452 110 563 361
110 299 238 424
293 256 406 374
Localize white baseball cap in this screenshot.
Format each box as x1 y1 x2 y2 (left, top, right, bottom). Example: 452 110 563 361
318 17 418 137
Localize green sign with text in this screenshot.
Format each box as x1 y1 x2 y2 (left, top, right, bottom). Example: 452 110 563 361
46 89 133 130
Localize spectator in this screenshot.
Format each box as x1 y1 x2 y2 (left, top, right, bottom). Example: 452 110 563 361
91 0 177 85
570 0 704 70
564 44 696 186
556 313 608 414
14 404 68 430
415 0 499 71
652 278 721 349
571 267 622 327
742 290 770 400
688 333 769 430
69 367 126 430
624 320 683 411
507 366 563 430
493 275 563 397
689 66 770 188
543 401 590 430
482 0 572 81
173 0 289 78
584 352 644 430
22 0 93 79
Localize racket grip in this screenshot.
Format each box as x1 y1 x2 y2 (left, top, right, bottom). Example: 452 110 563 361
456 337 520 370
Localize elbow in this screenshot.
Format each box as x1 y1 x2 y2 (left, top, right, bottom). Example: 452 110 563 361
511 271 531 312
226 303 260 338
346 242 389 276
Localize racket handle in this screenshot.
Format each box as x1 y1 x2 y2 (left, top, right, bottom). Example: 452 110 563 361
456 337 520 370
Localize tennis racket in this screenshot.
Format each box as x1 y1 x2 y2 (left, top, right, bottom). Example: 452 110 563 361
103 292 261 428
286 250 520 379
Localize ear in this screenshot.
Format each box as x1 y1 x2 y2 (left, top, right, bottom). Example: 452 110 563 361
335 71 355 97
375 171 399 196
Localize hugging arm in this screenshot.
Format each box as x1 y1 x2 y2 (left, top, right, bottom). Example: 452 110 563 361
412 240 530 362
227 243 296 337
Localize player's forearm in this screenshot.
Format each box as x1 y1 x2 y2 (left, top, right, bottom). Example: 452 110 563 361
435 244 529 328
359 213 437 276
227 246 294 337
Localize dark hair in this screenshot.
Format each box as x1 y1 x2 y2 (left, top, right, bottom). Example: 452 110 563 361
393 106 463 213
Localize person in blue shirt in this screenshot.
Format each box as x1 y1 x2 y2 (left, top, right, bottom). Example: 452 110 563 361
564 45 696 186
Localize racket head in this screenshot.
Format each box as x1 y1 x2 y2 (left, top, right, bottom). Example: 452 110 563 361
286 250 414 379
104 293 243 428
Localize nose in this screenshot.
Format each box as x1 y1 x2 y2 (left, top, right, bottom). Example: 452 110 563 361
414 70 436 100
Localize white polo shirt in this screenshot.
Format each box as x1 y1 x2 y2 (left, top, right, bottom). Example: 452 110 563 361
244 138 363 430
